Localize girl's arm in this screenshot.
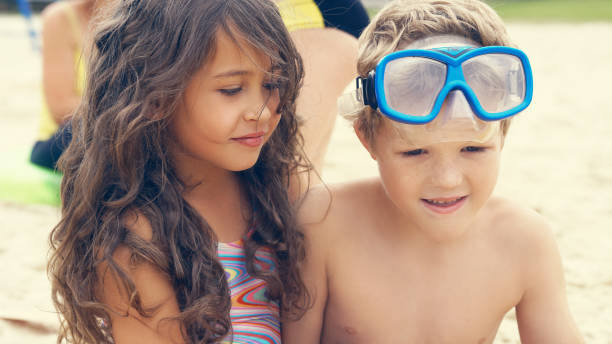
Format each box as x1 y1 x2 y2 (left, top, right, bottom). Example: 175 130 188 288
41 3 83 125
96 215 185 344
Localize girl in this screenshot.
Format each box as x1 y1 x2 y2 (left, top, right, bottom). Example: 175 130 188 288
48 0 310 343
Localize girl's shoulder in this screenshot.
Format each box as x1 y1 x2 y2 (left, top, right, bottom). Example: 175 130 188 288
97 209 183 342
122 210 154 241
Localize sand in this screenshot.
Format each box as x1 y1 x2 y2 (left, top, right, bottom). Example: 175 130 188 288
1 14 611 343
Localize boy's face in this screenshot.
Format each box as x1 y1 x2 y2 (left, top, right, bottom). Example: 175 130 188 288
357 118 502 241
355 35 506 241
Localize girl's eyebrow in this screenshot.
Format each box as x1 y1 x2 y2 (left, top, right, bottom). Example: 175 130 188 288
213 69 251 78
213 65 280 79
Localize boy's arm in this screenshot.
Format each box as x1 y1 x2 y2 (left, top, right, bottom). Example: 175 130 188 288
283 189 332 343
515 214 583 343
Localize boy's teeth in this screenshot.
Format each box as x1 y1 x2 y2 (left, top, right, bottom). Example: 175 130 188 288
431 199 453 205
426 197 463 205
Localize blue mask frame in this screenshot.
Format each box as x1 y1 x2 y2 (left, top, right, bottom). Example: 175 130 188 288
358 46 534 124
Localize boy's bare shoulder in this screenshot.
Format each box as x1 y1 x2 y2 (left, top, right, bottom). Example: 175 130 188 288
298 178 382 239
482 196 557 258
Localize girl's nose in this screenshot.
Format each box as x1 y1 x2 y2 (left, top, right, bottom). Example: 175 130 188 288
244 89 274 122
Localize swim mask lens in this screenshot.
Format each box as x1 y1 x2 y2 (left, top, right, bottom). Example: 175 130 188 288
357 46 533 124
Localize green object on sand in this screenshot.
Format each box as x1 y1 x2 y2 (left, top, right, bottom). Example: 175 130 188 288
0 149 61 206
487 0 612 22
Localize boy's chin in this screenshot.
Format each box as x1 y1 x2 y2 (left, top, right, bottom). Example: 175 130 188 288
414 217 475 243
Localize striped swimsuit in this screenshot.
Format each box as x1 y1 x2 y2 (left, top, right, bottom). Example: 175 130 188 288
218 239 281 344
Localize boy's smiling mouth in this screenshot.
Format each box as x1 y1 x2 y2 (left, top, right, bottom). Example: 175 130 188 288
421 196 468 214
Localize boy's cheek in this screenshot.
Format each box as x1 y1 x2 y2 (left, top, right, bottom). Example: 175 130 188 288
378 164 418 198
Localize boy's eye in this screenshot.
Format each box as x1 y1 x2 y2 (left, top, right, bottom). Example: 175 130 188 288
462 146 486 153
402 148 425 157
219 87 242 96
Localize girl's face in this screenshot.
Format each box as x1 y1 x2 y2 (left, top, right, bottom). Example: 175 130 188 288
170 29 282 178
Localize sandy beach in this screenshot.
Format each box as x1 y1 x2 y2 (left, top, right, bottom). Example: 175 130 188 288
1 14 611 343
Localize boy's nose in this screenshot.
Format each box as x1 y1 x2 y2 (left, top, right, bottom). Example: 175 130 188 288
430 158 463 189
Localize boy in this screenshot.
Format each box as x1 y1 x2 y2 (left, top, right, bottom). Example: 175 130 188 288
284 0 583 343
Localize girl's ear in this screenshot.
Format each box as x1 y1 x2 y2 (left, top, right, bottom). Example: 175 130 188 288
353 122 377 161
149 99 176 121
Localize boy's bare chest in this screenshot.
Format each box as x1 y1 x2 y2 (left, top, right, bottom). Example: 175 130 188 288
322 241 522 343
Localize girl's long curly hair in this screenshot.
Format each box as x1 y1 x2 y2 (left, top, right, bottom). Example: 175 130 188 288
48 0 310 342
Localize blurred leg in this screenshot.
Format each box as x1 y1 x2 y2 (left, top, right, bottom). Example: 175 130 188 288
30 123 73 170
290 27 358 184
315 0 370 38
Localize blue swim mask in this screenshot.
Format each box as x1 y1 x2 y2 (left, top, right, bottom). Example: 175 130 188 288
340 36 534 144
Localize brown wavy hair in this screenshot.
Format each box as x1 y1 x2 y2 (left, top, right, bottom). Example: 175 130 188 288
48 0 310 342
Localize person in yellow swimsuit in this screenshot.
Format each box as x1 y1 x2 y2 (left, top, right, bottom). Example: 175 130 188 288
31 0 369 183
30 0 105 169
275 0 368 192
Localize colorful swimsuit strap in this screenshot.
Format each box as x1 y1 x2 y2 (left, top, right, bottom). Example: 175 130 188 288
218 239 281 344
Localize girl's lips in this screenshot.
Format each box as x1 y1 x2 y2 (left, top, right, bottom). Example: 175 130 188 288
421 195 468 214
232 132 265 147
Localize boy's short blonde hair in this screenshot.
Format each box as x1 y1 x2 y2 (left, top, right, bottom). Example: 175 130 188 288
349 0 514 143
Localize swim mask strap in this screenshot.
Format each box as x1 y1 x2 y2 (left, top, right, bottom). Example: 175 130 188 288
359 71 378 110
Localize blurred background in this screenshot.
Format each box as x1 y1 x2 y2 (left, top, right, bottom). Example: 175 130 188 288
1 1 611 343
3 0 612 20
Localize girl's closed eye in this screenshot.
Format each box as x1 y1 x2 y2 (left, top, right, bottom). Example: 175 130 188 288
264 75 285 95
263 80 282 91
219 86 243 96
